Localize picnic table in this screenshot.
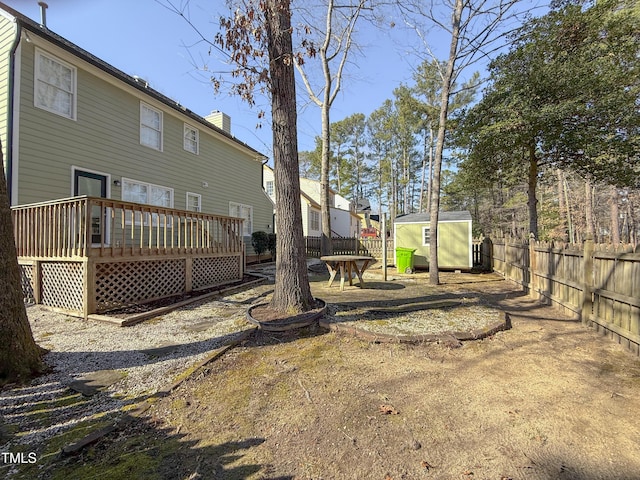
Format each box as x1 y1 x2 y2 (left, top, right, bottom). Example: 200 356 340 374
320 255 375 291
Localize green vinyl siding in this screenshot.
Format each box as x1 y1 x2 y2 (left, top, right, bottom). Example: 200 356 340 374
9 37 271 254
0 14 15 173
395 220 472 269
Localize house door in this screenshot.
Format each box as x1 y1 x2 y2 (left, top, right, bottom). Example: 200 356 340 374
74 170 107 244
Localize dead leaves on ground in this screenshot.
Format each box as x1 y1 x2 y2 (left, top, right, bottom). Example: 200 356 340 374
378 404 399 415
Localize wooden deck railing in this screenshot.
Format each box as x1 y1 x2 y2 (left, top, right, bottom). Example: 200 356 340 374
12 196 244 260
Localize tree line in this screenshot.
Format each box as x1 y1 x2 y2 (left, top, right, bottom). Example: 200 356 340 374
300 0 639 243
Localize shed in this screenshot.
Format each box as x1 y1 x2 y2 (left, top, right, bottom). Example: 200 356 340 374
393 211 473 270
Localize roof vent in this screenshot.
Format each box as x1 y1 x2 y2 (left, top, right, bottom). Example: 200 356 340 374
133 76 149 88
38 2 48 28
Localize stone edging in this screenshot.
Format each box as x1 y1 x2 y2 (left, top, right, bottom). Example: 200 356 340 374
319 312 512 346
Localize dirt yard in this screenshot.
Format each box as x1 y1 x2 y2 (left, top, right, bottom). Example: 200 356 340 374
8 270 640 479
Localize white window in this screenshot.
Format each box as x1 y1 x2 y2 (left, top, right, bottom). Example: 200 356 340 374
186 192 201 212
423 226 431 246
310 210 320 231
140 103 163 150
229 202 252 236
122 178 173 225
184 123 199 154
34 49 76 119
265 180 274 198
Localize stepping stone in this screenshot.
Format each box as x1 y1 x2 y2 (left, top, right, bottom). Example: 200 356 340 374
69 370 125 397
140 342 180 358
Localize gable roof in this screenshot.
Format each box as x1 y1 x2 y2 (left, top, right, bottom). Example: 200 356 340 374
0 2 266 161
394 211 472 223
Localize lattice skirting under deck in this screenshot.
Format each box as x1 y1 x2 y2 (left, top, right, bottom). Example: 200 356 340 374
193 256 241 290
19 254 243 316
41 262 84 312
20 263 35 303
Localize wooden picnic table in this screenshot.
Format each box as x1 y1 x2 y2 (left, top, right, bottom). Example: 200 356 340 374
320 255 375 291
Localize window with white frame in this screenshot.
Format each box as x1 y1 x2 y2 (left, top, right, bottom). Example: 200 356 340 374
186 192 201 212
34 49 76 119
229 202 253 236
140 103 163 150
183 123 199 154
265 180 274 198
122 178 173 225
422 226 431 246
310 210 320 231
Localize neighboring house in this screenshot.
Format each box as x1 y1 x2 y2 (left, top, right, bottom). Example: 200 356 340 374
263 165 360 238
0 3 273 316
394 211 473 270
263 165 321 237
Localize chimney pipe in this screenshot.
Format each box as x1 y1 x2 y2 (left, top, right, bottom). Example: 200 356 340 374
38 2 48 28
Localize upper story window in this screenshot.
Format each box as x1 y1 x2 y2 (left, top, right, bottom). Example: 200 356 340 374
34 49 76 120
266 180 274 198
184 123 199 154
140 103 163 150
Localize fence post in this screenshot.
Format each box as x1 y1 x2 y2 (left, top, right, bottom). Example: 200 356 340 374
581 233 594 326
482 237 492 271
528 233 536 298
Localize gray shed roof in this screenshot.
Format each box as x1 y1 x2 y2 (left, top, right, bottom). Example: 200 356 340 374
394 211 472 223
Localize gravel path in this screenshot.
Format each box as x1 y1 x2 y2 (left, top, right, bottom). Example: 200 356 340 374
0 284 272 454
1 267 509 469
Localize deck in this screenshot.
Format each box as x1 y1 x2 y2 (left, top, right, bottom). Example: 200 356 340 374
13 196 245 317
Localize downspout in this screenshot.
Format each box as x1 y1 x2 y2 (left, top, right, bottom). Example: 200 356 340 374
6 21 22 205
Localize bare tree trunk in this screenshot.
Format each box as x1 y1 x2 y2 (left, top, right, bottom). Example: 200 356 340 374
610 185 620 244
585 177 595 238
429 0 463 285
0 141 45 385
419 130 427 212
265 0 314 313
556 169 568 240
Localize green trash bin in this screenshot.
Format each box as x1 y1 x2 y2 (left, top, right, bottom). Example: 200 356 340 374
396 247 416 274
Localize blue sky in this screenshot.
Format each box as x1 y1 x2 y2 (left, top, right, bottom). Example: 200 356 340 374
6 0 425 158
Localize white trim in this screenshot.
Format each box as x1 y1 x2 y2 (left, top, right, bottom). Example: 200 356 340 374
70 166 112 246
183 123 199 155
70 166 111 198
10 36 21 205
139 102 163 151
20 31 265 160
34 47 77 120
186 192 202 212
229 201 253 236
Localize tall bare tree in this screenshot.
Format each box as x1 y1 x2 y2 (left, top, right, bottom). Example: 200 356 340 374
399 0 528 284
167 0 315 313
295 0 368 256
0 141 45 385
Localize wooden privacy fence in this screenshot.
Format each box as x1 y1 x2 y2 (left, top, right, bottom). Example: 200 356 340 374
490 235 640 355
305 236 394 260
13 196 245 317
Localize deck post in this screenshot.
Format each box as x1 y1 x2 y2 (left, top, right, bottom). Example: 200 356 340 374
83 258 96 319
185 257 193 292
32 260 42 304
